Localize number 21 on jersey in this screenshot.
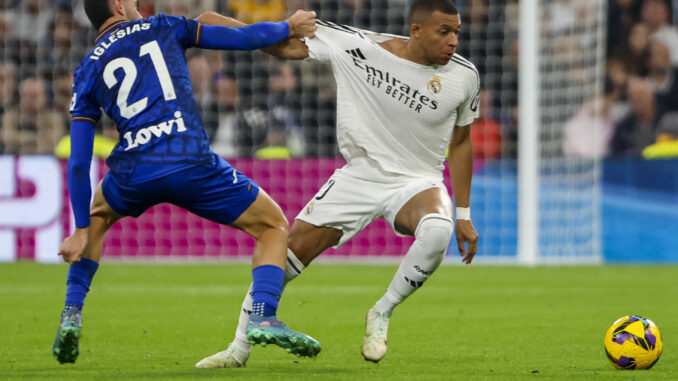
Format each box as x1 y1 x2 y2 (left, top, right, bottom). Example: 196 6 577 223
103 40 176 119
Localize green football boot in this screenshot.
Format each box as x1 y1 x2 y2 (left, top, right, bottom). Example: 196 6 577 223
53 306 82 364
246 315 321 358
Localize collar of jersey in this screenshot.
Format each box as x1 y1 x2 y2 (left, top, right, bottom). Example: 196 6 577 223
95 20 129 43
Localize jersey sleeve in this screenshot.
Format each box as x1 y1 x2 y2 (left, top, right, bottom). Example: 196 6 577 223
303 20 364 63
156 14 201 49
455 68 480 127
70 67 102 123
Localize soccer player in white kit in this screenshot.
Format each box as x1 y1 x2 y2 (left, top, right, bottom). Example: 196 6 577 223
196 0 479 367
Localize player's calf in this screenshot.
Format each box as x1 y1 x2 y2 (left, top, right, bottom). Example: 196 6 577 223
244 260 321 358
375 213 453 314
214 249 307 368
364 214 453 361
53 258 99 364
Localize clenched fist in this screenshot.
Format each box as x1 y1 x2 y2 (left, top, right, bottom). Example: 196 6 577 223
286 10 317 38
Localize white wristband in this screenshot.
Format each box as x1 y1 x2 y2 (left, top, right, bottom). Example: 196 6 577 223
456 207 471 221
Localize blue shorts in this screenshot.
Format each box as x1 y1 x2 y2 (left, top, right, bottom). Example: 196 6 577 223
102 155 260 225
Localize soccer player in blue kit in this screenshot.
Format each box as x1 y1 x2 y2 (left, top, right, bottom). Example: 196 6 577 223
53 0 320 364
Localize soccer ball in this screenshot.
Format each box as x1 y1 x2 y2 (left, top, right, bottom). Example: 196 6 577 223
604 315 663 370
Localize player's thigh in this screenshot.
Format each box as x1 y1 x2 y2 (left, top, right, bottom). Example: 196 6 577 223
171 158 287 239
90 180 123 229
391 184 453 236
78 181 124 260
229 187 288 239
294 168 383 250
288 219 342 266
100 171 159 219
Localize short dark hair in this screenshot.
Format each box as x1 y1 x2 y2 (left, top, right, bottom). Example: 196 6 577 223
84 0 114 30
409 0 459 25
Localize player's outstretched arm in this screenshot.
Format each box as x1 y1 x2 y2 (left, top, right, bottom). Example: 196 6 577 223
448 124 479 264
195 11 310 60
59 120 95 264
195 10 315 52
195 11 248 29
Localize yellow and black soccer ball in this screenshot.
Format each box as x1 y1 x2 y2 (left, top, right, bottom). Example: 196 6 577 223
604 315 663 370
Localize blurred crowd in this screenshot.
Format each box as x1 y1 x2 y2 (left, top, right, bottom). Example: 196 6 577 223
559 0 678 159
1 0 677 159
598 0 678 158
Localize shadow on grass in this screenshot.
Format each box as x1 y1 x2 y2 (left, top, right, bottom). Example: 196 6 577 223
5 366 354 380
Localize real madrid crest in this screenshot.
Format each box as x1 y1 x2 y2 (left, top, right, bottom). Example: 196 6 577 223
304 201 315 215
427 76 442 94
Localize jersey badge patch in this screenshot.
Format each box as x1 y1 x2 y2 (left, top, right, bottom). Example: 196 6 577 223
427 76 442 94
304 201 316 215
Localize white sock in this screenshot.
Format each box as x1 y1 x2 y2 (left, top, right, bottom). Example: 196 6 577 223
374 214 453 314
284 248 305 285
232 248 305 352
233 283 253 352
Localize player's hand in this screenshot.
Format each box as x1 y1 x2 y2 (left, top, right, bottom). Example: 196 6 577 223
286 10 317 39
455 219 478 264
58 228 89 265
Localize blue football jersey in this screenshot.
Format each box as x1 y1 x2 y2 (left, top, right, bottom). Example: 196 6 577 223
70 14 214 183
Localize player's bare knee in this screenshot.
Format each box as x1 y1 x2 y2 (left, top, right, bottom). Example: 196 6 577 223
415 214 454 259
251 214 288 242
248 197 288 233
268 214 289 235
258 225 287 244
89 206 118 228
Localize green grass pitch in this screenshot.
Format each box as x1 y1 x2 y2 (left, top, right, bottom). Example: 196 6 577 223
1 262 676 380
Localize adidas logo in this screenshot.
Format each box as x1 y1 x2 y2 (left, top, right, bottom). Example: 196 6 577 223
414 265 433 276
404 276 424 288
345 48 366 60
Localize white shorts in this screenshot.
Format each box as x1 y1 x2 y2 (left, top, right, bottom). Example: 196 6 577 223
295 161 448 247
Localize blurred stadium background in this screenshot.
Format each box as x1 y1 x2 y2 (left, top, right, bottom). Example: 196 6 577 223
1 0 677 264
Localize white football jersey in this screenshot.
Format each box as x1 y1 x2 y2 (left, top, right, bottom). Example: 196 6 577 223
304 21 480 178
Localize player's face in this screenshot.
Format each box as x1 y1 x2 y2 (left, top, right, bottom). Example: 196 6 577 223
415 11 460 66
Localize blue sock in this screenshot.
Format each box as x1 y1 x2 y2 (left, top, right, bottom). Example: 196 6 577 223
64 258 99 309
251 264 284 317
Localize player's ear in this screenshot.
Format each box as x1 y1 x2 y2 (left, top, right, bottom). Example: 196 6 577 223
111 0 124 17
410 23 422 39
